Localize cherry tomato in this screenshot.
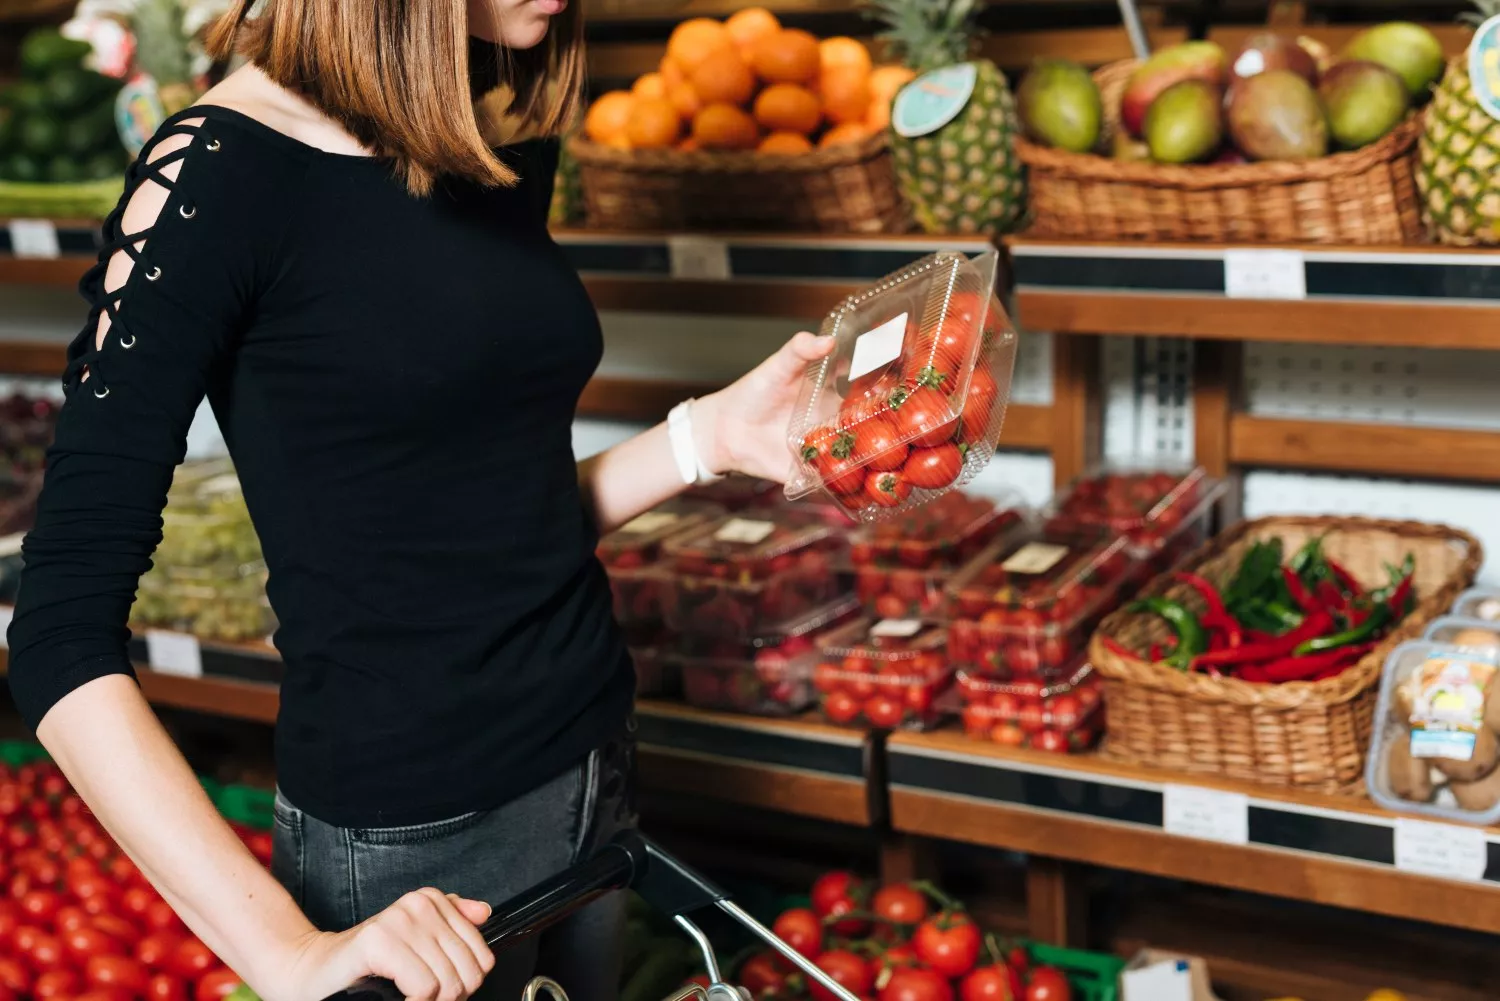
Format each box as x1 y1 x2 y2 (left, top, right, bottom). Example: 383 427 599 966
86 956 150 995
912 911 982 979
77 989 136 1001
91 914 140 946
136 933 184 970
803 429 866 496
852 416 909 472
823 690 861 725
809 872 869 938
1024 967 1072 1001
143 900 185 935
810 950 872 1001
121 887 155 921
65 926 126 963
0 957 30 995
960 966 1013 1001
867 470 913 508
890 387 958 449
902 444 964 490
738 953 785 998
991 723 1026 747
1033 729 1070 754
864 694 906 729
769 909 822 964
28 933 68 973
871 884 928 926
165 938 215 980
195 969 243 1001
35 970 81 1001
19 889 61 924
958 366 999 446
0 902 18 944
146 974 189 1001
879 967 954 1001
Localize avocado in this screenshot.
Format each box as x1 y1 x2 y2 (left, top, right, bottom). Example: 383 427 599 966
21 30 93 80
46 155 82 183
0 153 44 183
17 116 60 157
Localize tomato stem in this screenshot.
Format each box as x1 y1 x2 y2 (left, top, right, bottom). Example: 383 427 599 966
910 879 963 913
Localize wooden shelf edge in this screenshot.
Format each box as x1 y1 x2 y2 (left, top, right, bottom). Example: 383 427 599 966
0 258 89 289
0 340 68 378
1230 414 1500 484
638 746 870 826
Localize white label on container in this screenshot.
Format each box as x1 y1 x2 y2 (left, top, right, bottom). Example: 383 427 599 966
145 630 203 678
668 236 731 281
1394 818 1488 881
847 312 909 382
871 618 923 638
0 605 13 649
1223 249 1306 300
1163 785 1248 845
620 511 679 534
999 542 1069 575
713 518 776 545
8 220 60 260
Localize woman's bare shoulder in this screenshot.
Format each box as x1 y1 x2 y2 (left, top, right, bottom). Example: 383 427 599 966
196 65 373 157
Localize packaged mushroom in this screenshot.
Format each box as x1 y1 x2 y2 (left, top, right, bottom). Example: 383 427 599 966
1424 616 1500 655
1452 588 1500 624
1367 640 1500 825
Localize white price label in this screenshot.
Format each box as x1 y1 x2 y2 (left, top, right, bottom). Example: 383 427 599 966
1223 249 1306 300
0 605 13 649
1163 784 1249 845
145 630 203 678
620 511 679 534
1000 542 1069 575
847 312 909 382
713 518 776 545
668 236 731 281
1394 818 1489 881
871 618 923 638
8 220 60 260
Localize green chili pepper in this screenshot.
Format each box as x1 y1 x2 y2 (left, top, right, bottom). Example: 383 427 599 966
1130 597 1208 671
1295 604 1392 655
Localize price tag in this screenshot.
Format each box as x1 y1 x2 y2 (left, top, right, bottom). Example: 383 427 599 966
668 236 731 281
8 220 60 260
1394 818 1489 881
1163 784 1249 845
713 518 775 545
848 312 908 382
620 511 679 534
871 619 923 638
1223 249 1306 300
145 630 203 678
1000 542 1069 575
0 605 13 649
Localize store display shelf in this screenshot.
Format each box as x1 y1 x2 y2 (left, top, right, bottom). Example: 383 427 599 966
1008 239 1500 350
887 729 1500 935
635 699 878 827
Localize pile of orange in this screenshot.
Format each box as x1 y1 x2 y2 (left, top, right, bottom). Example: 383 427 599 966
582 9 915 155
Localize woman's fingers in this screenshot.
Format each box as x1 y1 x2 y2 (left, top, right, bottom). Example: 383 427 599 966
350 888 495 1001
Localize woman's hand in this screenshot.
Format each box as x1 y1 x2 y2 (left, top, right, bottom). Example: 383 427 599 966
277 889 494 1001
695 332 834 483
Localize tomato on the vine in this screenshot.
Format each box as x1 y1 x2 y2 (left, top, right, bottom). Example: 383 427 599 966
912 911 982 979
770 908 822 964
902 444 964 490
1024 967 1072 1001
871 884 928 926
738 953 785 998
959 966 1013 1001
809 871 869 937
879 966 954 1001
874 943 917 977
809 950 872 1001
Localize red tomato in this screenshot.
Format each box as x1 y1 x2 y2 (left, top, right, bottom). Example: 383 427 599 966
852 416 908 472
770 909 822 963
1024 967 1071 1001
143 901 185 935
1032 730 1069 754
165 939 215 980
146 974 188 1001
0 957 30 995
864 694 905 729
890 387 958 449
28 933 68 973
108 856 143 885
136 933 184 970
809 872 869 938
960 966 1013 1001
1016 702 1046 735
958 366 999 446
65 926 126 963
35 970 80 1001
194 969 242 1001
19 890 61 924
912 912 982 979
121 887 155 921
823 691 861 725
867 470 913 508
738 953 785 998
91 915 140 946
874 944 917 977
0 902 18 944
86 956 150 995
991 724 1026 747
871 884 928 926
803 429 866 496
810 950 872 1001
879 967 954 1001
902 444 964 490
77 989 136 1001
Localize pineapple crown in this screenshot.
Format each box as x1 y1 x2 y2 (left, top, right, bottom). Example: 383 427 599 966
1460 0 1500 27
866 0 983 73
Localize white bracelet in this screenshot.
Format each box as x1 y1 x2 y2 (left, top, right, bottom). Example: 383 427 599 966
667 399 723 486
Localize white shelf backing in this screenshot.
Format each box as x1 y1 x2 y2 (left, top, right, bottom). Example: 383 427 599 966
1097 334 1193 466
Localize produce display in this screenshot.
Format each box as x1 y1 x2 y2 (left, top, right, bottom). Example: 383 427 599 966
1453 586 1500 623
1368 639 1500 823
1423 616 1500 653
1017 22 1444 164
1108 536 1417 682
812 618 954 730
1418 0 1500 246
0 28 125 184
785 251 1017 521
0 392 58 483
1044 466 1222 577
684 476 783 511
662 509 847 638
956 662 1104 753
875 0 1025 234
598 499 725 626
581 10 913 154
852 492 1029 617
675 598 860 716
625 624 680 698
0 753 263 1001
945 531 1138 677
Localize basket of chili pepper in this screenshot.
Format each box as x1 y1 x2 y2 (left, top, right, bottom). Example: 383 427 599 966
1090 516 1481 792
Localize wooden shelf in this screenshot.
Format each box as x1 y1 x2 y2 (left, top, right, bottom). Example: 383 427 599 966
887 728 1500 936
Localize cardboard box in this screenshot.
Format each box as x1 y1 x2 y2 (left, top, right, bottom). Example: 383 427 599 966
1119 950 1225 1001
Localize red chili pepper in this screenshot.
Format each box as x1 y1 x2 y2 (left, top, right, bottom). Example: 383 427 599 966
1325 558 1362 595
1315 579 1347 613
1174 572 1244 649
1280 567 1320 614
1258 642 1375 683
1388 574 1414 619
1238 665 1270 683
1192 610 1333 669
1148 642 1164 661
1101 635 1140 661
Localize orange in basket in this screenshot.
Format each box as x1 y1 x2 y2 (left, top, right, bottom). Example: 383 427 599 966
693 103 760 150
752 29 821 85
583 91 634 145
625 97 681 150
691 52 756 107
819 67 871 126
725 7 781 58
759 132 815 155
668 18 733 74
754 83 821 135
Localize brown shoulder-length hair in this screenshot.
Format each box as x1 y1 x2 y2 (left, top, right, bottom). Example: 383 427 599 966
206 0 584 195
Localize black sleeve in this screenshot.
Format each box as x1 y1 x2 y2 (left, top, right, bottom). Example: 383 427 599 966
6 115 290 727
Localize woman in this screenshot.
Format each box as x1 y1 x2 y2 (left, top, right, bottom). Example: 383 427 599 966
4 1 831 1000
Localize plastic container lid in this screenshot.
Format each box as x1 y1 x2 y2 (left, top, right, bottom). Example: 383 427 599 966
850 489 1030 570
1366 640 1500 826
1423 616 1500 654
663 508 836 579
944 529 1137 632
597 498 725 567
784 250 1018 521
1453 587 1500 624
816 616 948 677
675 595 862 661
1045 464 1223 540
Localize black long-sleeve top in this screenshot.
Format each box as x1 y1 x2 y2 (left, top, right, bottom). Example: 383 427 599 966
6 107 633 828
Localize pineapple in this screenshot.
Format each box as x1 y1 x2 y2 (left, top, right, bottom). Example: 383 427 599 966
1417 0 1500 245
870 0 1025 235
131 0 199 115
550 137 583 228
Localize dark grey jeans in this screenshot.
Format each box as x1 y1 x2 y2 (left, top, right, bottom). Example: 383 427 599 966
271 726 638 1001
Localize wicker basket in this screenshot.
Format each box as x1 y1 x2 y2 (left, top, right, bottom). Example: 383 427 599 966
1090 516 1481 792
1016 60 1426 244
569 134 909 233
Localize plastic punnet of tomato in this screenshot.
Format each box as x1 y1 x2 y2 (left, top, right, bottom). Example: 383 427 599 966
944 530 1139 677
598 498 725 625
662 509 848 639
956 660 1104 753
673 597 861 716
1043 464 1224 576
812 617 954 730
783 250 1020 522
683 474 782 511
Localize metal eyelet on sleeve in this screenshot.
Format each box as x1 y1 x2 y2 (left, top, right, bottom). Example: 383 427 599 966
179 205 196 219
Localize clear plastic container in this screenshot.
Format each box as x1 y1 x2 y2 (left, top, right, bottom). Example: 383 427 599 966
1453 587 1500 624
673 598 860 716
599 499 725 625
662 509 848 638
1367 640 1500 825
784 251 1019 521
1424 617 1500 655
850 491 1030 617
955 661 1104 753
944 530 1139 677
155 462 263 569
1045 464 1224 575
811 617 954 730
683 475 782 511
131 561 275 643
